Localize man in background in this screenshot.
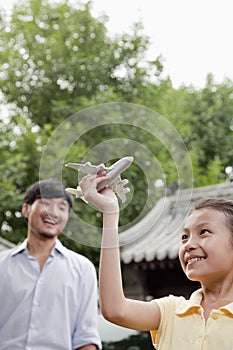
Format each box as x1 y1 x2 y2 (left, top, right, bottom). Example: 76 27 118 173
0 178 101 350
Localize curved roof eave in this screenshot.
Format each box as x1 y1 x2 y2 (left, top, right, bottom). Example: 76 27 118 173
120 182 233 264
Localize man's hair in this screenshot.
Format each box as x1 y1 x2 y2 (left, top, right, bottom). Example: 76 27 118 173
23 178 73 209
191 198 233 238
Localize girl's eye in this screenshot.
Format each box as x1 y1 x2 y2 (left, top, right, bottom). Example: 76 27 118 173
181 233 188 241
200 229 209 235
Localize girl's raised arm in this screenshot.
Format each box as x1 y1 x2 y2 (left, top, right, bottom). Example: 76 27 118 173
80 174 161 331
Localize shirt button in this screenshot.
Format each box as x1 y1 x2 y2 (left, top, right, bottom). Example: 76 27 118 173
212 313 218 320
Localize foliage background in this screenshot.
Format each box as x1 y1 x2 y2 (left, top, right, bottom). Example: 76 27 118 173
1 0 233 264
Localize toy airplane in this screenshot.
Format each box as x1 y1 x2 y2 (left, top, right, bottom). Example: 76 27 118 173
65 156 134 203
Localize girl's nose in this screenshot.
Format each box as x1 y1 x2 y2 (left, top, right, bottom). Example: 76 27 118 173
183 234 198 251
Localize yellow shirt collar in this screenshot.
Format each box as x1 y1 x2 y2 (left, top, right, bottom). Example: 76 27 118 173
176 289 233 316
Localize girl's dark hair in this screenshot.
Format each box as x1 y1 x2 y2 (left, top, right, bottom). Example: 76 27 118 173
191 198 233 238
23 178 73 209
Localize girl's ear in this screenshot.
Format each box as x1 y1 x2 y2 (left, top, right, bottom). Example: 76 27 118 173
22 203 30 219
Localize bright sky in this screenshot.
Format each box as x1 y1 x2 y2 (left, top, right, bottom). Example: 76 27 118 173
1 0 233 88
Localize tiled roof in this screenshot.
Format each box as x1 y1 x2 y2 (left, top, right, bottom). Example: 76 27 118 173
0 237 15 252
120 182 233 264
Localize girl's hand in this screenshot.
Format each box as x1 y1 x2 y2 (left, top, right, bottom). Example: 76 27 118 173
79 172 119 214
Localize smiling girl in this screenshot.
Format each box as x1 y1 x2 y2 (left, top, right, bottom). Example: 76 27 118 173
80 173 233 350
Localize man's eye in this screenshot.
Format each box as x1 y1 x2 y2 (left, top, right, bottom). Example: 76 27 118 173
60 206 67 211
60 202 68 211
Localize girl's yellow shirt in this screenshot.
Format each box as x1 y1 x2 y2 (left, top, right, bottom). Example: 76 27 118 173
151 289 233 350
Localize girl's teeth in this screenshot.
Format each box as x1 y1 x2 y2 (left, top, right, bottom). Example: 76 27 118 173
188 257 204 264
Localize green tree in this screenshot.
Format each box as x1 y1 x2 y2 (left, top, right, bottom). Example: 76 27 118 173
146 75 233 187
2 0 233 266
0 0 164 127
0 0 167 262
186 75 233 184
0 115 42 242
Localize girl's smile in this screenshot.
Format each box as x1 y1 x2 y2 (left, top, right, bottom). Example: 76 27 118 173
179 208 233 285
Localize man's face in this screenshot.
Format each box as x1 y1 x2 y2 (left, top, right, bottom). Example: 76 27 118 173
23 197 70 239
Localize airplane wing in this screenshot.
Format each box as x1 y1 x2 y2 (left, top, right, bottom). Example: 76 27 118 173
65 161 106 175
110 177 130 203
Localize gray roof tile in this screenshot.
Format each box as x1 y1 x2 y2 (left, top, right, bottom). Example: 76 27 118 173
0 237 15 252
120 182 233 263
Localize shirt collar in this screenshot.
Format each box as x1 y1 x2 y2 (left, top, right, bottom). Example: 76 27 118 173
11 239 27 256
176 289 203 315
11 238 69 258
176 288 233 316
53 239 69 257
219 303 233 316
